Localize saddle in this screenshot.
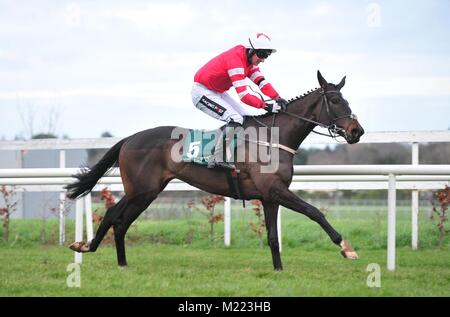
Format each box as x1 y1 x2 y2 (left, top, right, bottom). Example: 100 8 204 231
181 129 233 164
182 129 244 203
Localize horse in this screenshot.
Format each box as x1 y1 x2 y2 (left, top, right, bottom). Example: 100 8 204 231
67 71 364 271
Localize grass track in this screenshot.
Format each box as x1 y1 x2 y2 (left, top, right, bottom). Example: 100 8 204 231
1 244 449 296
1 206 449 296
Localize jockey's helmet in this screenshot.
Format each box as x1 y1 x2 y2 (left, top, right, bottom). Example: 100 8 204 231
245 33 277 53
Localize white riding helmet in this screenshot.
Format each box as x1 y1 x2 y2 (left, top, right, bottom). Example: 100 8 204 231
245 33 277 53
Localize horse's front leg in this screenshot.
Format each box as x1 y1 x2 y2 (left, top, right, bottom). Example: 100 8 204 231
270 180 358 259
261 201 283 271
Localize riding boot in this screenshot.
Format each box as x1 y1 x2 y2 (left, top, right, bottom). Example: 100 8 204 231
207 121 241 169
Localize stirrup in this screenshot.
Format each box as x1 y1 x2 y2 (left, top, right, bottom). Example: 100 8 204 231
216 161 236 170
207 159 235 170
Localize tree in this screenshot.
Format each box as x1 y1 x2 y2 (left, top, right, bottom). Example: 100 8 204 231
32 133 57 139
305 143 411 165
249 200 265 248
87 131 115 168
420 143 450 164
17 101 62 140
101 131 114 138
430 186 450 249
0 186 18 241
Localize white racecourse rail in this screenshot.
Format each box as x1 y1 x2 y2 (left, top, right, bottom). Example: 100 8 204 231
1 130 449 270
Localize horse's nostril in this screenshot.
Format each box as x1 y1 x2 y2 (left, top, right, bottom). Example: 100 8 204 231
358 128 365 137
352 127 364 138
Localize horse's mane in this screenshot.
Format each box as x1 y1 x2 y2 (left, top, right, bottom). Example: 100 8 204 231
247 87 320 119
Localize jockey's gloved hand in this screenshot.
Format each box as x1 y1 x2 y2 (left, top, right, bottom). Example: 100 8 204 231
265 101 281 113
276 97 288 111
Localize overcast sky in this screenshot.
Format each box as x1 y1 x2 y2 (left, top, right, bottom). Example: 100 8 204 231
1 0 449 140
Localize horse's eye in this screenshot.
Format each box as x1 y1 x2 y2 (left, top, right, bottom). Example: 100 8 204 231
331 98 340 104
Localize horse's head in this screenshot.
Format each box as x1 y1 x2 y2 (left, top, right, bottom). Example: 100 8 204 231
315 70 364 144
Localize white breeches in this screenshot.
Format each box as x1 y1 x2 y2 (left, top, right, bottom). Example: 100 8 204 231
191 82 251 125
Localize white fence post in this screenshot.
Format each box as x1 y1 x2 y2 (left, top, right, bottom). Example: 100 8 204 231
277 206 282 253
411 142 419 250
224 197 231 246
84 194 94 242
387 173 397 271
75 198 84 264
59 150 66 246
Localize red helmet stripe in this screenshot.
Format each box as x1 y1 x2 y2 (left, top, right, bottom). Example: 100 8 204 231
256 33 271 41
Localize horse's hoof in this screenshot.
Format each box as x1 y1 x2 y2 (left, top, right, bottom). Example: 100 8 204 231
69 241 90 253
340 240 359 260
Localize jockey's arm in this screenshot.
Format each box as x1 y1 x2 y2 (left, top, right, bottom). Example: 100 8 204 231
228 74 280 110
227 68 265 108
248 67 280 101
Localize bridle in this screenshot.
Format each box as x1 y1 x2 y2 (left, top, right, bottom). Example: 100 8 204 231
282 88 356 139
243 87 358 155
252 88 357 140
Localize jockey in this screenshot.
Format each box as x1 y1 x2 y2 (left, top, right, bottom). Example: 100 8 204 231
191 32 288 169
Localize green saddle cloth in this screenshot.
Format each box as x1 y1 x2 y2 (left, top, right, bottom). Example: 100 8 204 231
181 129 237 165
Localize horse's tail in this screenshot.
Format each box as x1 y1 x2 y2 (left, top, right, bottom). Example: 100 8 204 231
65 138 128 200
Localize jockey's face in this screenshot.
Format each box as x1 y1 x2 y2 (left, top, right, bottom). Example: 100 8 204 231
251 53 265 66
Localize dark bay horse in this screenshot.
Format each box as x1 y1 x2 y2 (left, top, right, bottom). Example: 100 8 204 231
67 71 364 271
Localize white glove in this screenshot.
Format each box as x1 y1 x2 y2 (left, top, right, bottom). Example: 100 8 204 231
265 101 281 113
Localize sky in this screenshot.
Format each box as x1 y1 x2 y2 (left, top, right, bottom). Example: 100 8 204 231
1 0 450 140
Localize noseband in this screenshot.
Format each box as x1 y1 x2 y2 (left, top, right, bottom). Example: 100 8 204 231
248 87 357 154
282 88 356 139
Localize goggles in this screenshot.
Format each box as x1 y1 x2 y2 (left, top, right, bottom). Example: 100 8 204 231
255 49 272 59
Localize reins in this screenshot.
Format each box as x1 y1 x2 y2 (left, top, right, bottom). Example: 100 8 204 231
283 89 354 140
243 86 356 155
251 88 355 141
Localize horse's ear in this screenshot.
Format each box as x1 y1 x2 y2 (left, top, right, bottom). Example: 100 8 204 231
336 76 346 90
317 70 328 88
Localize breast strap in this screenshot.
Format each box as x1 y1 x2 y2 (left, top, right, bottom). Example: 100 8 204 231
245 139 297 155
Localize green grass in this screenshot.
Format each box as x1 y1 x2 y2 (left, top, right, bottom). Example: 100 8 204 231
0 206 449 296
1 245 449 296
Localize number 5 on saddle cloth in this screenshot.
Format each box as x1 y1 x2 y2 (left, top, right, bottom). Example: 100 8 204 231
181 127 245 204
181 128 239 166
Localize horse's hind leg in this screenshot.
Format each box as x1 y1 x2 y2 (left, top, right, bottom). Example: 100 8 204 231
88 197 127 252
113 191 160 267
69 197 127 253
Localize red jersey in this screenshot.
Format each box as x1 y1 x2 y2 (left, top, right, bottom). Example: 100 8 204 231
194 45 280 108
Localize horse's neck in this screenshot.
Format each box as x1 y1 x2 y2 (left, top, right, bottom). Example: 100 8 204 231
279 91 321 150
243 90 321 150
